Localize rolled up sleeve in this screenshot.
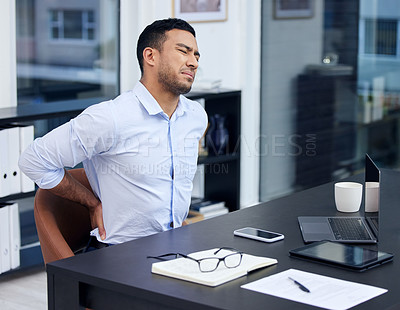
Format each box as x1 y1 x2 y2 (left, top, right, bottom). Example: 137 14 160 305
18 102 115 189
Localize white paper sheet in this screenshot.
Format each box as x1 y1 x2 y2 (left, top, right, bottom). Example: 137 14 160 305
241 269 387 310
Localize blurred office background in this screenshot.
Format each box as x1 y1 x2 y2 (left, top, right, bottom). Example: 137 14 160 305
3 0 399 206
2 1 400 307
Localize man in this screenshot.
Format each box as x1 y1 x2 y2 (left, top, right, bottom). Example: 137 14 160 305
19 18 208 248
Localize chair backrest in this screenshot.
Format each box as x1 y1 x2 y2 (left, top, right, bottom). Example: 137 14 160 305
34 168 93 264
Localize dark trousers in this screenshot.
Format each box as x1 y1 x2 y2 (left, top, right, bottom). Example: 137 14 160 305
83 236 111 253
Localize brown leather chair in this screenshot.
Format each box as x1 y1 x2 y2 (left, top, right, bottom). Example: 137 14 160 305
34 168 93 264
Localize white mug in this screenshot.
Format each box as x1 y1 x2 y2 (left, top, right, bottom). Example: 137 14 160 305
365 182 380 212
334 182 363 213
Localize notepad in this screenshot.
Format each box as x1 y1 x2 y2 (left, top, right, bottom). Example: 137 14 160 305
150 248 278 287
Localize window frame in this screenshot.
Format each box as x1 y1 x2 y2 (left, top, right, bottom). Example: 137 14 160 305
49 9 96 43
359 17 400 59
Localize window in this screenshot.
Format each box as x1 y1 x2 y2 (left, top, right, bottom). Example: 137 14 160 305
16 0 119 107
50 10 96 41
364 19 397 56
260 0 400 203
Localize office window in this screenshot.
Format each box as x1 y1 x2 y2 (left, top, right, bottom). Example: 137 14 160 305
50 10 96 41
260 0 400 202
16 0 119 108
364 19 397 56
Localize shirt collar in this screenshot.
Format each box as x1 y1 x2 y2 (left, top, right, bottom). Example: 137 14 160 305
134 82 163 116
176 95 189 117
134 81 189 118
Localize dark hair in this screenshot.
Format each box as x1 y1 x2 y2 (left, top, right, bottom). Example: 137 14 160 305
137 18 196 75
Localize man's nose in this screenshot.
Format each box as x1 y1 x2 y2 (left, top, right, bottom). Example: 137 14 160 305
187 54 199 69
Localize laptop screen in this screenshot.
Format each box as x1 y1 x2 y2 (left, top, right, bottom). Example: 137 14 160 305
365 154 380 239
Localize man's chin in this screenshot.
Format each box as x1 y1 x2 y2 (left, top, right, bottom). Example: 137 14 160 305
181 85 192 94
176 82 193 95
159 76 193 95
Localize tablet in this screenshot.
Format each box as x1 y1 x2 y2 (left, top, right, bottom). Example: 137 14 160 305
289 241 394 272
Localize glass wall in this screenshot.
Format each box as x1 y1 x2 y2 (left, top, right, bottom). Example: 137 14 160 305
260 0 400 202
16 0 119 108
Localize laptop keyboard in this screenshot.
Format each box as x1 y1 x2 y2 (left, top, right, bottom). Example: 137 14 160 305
329 218 373 240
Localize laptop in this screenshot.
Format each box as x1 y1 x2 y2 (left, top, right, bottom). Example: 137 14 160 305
298 154 380 244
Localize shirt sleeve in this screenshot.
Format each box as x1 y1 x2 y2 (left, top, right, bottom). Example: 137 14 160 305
18 102 116 189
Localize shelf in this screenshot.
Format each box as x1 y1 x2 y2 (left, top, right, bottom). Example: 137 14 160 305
187 89 241 101
0 191 35 203
0 96 108 124
198 153 239 165
0 91 242 124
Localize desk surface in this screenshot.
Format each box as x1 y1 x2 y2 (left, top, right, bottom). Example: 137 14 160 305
47 169 400 310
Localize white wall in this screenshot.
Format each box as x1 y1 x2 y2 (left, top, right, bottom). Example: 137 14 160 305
120 0 262 208
0 1 17 108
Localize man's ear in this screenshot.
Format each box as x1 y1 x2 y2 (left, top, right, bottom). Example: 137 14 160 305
142 47 157 68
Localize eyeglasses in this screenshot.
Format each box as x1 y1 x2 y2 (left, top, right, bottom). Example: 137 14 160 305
147 247 243 273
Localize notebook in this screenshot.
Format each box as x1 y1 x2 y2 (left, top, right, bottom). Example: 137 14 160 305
149 248 277 287
298 154 380 244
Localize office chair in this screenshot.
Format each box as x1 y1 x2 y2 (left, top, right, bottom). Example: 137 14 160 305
34 168 93 264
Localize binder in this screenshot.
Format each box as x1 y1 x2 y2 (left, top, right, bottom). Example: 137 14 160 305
5 126 21 195
191 164 205 199
18 125 35 193
0 203 11 273
0 129 10 197
8 202 20 269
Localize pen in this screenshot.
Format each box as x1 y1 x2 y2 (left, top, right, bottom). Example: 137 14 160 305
288 277 311 293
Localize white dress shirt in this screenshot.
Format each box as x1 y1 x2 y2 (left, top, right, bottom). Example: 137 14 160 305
19 82 208 244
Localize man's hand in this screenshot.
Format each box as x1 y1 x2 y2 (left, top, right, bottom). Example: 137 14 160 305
49 169 107 240
90 202 106 240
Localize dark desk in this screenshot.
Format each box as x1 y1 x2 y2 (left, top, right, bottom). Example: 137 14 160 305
47 169 400 310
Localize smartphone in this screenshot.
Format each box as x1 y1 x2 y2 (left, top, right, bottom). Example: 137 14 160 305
234 227 284 243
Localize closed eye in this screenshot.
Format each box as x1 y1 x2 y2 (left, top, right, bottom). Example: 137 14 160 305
176 44 200 62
